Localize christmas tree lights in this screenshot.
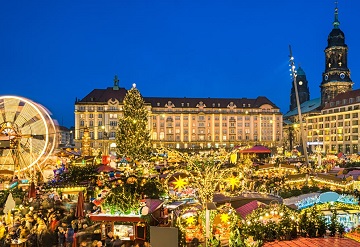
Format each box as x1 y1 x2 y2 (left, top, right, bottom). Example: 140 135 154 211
116 85 151 164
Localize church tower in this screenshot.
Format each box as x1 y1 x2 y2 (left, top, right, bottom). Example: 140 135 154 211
290 66 310 111
320 3 353 106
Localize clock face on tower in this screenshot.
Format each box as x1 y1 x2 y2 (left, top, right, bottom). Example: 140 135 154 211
299 81 303 85
325 75 328 81
340 73 345 79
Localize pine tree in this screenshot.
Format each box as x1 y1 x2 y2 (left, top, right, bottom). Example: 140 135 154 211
116 84 151 163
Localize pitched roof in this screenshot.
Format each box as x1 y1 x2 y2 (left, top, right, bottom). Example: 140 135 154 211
144 96 278 109
284 98 321 118
77 86 279 109
239 145 271 154
78 87 128 103
322 89 360 110
235 200 265 219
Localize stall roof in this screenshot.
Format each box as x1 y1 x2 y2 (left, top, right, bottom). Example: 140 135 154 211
239 145 271 154
89 213 144 222
166 201 186 209
235 200 265 219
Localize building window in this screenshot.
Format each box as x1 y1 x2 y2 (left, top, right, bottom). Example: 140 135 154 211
152 132 157 140
110 121 117 126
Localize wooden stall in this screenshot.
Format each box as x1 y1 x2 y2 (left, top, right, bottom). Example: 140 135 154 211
89 214 147 244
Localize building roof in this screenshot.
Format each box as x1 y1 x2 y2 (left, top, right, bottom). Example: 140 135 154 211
235 200 265 219
284 97 321 118
322 88 360 110
78 87 128 103
77 86 280 109
58 126 70 131
144 96 279 109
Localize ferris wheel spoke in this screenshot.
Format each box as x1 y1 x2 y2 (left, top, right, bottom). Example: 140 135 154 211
16 149 31 171
3 98 21 123
0 96 57 174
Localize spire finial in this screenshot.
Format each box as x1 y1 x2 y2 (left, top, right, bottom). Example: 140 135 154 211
333 0 340 29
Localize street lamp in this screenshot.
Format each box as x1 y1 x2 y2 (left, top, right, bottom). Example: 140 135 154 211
289 46 309 167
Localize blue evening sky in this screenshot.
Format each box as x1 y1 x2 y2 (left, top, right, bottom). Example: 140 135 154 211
0 0 359 128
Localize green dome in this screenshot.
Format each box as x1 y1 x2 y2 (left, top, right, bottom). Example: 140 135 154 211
297 67 306 76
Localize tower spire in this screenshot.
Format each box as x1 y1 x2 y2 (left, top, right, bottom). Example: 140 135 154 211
333 1 340 29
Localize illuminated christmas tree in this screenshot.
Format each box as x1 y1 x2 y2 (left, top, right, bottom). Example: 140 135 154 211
116 84 151 163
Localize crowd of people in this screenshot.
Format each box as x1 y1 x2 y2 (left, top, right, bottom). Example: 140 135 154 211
0 204 95 247
0 195 150 247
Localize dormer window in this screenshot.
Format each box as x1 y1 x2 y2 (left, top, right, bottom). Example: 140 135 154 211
196 101 206 108
165 101 175 108
157 102 160 107
227 102 237 109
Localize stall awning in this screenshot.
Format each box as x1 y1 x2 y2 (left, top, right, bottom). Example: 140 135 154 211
89 213 144 222
235 200 265 219
239 145 271 154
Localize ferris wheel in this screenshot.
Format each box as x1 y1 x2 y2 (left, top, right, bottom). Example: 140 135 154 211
0 95 57 175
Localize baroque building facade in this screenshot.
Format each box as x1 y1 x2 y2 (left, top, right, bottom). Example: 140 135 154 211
284 4 359 155
306 89 360 154
74 77 282 154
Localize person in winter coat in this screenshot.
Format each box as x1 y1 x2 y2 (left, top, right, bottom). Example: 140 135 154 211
112 236 123 247
27 227 38 247
104 231 114 247
58 227 66 247
65 225 74 247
